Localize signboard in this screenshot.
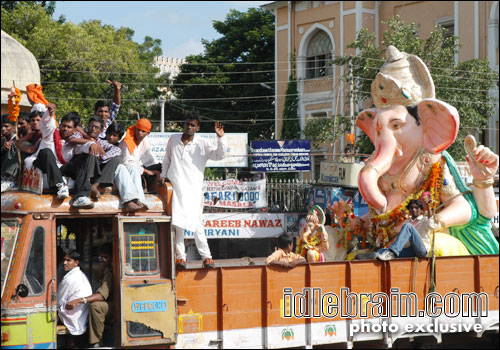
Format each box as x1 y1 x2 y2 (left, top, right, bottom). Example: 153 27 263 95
21 167 43 195
131 300 168 313
148 132 248 167
250 140 310 172
183 213 286 239
203 178 266 209
319 162 363 187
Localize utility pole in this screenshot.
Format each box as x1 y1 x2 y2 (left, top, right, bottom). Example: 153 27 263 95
349 57 354 136
159 95 166 132
348 57 355 163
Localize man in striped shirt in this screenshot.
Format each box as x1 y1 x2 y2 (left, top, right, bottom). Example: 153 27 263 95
93 80 121 139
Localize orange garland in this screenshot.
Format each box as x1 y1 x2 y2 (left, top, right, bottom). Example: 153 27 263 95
370 158 445 247
8 87 21 122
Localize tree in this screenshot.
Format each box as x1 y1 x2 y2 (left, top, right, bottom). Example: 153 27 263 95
168 8 275 140
333 16 498 160
1 1 56 15
1 2 169 129
280 75 300 139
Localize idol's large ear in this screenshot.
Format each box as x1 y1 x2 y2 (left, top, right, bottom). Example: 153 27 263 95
356 108 377 144
418 99 459 154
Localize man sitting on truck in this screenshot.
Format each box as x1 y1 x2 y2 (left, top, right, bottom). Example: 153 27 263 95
31 109 101 209
1 114 20 192
65 243 113 348
266 233 306 268
57 250 93 348
68 117 123 201
118 118 161 208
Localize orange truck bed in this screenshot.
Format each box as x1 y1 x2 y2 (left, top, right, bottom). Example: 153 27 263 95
175 255 499 348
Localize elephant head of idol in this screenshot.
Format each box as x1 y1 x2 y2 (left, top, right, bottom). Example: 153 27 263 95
356 46 459 212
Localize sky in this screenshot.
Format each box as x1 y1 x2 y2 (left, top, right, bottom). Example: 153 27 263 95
53 1 271 59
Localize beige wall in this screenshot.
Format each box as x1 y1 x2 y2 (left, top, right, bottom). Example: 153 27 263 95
458 1 475 61
305 102 333 111
268 0 497 146
303 77 334 94
380 1 454 40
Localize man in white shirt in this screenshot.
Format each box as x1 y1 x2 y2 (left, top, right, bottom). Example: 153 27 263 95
30 107 101 209
160 112 226 269
57 250 93 347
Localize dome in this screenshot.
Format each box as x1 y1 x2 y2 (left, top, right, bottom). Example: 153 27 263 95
1 30 41 108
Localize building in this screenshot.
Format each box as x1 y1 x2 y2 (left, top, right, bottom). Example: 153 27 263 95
153 56 186 79
1 30 41 115
262 1 499 179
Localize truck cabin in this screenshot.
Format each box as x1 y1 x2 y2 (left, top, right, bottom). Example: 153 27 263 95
1 184 177 348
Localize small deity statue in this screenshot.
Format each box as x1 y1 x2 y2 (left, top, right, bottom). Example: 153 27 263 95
296 205 329 262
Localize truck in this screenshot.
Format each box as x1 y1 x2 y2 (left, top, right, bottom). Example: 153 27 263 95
1 185 498 349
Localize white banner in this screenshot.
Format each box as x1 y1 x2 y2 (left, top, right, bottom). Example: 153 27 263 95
148 132 248 167
183 213 285 239
203 179 266 209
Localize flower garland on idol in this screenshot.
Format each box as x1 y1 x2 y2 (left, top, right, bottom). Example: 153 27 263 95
369 158 445 247
329 200 368 250
8 87 21 122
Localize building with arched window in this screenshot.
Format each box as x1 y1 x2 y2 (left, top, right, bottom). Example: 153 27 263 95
263 1 499 180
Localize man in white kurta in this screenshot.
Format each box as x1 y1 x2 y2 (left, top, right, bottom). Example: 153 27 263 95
160 114 226 268
57 250 93 336
118 118 161 212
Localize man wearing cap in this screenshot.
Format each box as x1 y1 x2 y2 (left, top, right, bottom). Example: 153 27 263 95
118 118 161 212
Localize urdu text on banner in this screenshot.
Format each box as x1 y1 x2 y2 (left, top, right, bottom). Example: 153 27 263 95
250 140 311 172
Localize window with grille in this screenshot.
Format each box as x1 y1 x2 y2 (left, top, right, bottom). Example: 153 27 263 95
436 18 454 39
306 31 333 79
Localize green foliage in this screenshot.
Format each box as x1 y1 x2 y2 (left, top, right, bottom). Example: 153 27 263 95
303 115 350 149
1 2 169 129
1 1 55 15
281 76 300 139
168 8 275 140
333 16 498 160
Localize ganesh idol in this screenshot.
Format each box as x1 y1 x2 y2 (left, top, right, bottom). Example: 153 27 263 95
351 45 498 257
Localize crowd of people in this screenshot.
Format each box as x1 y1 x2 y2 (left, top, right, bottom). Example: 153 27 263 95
4 82 228 347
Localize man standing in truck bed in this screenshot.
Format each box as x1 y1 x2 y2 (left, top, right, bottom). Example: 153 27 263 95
160 112 226 269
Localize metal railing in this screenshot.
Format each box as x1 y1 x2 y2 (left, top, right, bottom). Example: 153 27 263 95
203 177 316 214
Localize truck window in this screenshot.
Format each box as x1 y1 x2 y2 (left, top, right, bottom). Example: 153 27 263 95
22 226 45 296
123 222 159 276
1 219 21 297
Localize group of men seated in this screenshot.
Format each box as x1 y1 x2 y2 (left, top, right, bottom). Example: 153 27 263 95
57 244 113 348
1 81 161 212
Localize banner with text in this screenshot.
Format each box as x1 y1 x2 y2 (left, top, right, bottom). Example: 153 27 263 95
183 213 286 239
203 178 266 209
148 132 248 167
250 140 310 172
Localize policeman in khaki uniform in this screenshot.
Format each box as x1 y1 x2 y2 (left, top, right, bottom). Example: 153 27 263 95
65 243 113 347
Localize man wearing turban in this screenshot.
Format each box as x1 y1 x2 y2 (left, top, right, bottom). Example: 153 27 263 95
117 118 161 212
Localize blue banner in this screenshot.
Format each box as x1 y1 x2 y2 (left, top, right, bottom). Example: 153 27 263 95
250 140 311 172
